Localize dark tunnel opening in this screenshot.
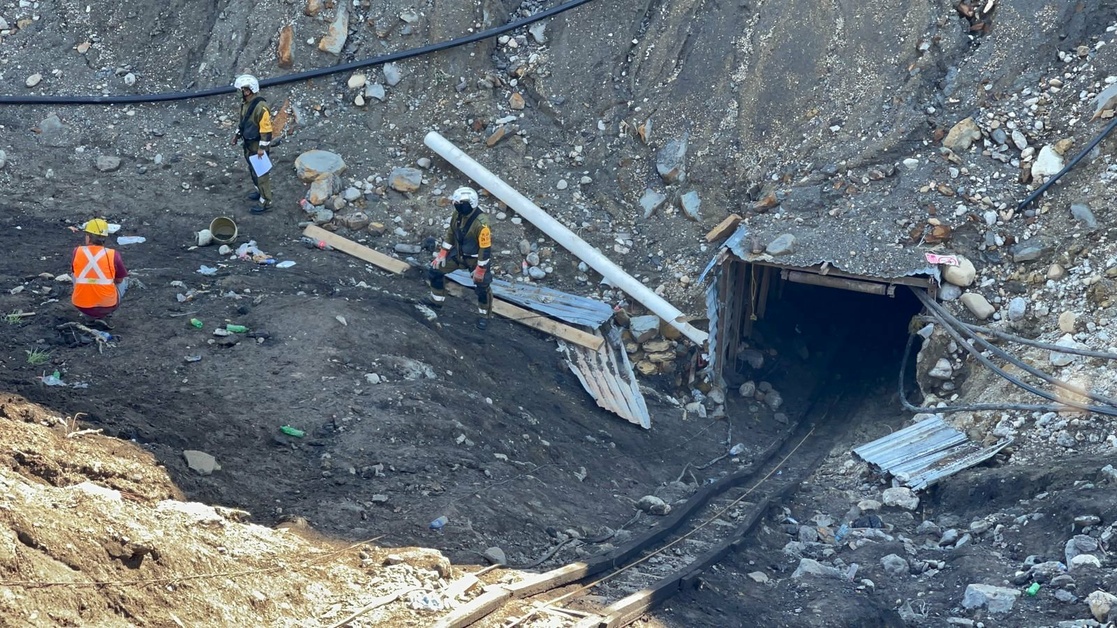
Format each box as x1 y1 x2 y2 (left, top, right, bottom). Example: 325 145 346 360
727 272 927 407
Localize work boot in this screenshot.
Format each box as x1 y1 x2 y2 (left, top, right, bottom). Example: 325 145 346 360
476 317 488 331
250 201 272 214
246 190 261 201
422 294 445 308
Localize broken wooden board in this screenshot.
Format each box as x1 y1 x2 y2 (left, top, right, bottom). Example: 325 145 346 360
705 213 742 243
302 225 411 275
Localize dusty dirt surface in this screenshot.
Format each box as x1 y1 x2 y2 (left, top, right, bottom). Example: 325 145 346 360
6 0 1117 625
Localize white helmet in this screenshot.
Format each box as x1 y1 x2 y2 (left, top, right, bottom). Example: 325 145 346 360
233 74 260 94
451 186 479 209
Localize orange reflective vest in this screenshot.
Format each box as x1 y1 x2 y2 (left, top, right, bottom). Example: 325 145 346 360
71 246 119 309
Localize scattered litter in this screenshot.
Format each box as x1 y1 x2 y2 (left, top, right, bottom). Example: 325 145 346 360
169 280 187 289
275 260 296 268
335 315 347 326
225 324 248 333
408 591 444 612
280 425 305 438
39 370 89 388
116 236 146 245
196 265 218 276
235 240 275 265
925 252 959 266
213 328 231 337
184 355 202 363
106 223 121 234
429 515 449 530
1026 583 1041 596
729 443 745 456
301 236 333 250
190 318 203 328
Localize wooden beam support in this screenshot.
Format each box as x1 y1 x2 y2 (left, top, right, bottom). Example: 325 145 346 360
705 214 742 243
302 225 411 275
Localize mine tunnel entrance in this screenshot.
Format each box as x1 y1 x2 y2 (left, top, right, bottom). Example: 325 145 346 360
711 261 931 405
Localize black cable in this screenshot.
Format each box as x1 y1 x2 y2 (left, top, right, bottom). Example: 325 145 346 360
915 315 1117 359
912 289 1117 415
1017 115 1117 212
0 0 594 105
917 291 1117 408
898 333 1068 414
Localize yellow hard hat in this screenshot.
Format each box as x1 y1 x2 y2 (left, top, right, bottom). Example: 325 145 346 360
83 218 109 237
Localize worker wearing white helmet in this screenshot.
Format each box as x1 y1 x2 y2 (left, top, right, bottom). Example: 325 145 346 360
230 73 275 213
426 187 495 330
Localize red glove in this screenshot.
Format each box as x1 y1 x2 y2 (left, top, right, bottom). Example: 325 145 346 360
431 249 448 269
472 264 487 283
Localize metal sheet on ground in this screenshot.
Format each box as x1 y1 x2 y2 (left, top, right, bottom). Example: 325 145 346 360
562 328 651 428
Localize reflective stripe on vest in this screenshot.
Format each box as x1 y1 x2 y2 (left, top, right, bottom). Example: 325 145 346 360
75 246 114 285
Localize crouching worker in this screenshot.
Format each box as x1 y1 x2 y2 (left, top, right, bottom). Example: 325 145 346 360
71 218 130 330
425 187 494 330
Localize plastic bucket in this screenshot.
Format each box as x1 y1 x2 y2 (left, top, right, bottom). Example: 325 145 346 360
209 217 238 244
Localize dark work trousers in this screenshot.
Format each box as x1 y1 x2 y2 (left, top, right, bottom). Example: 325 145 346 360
428 257 493 315
243 141 273 207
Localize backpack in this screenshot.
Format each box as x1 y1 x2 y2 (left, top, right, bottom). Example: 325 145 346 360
239 97 265 142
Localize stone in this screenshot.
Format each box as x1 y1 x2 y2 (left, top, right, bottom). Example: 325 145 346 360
346 74 367 90
95 155 121 172
960 293 995 320
183 450 220 475
394 243 422 254
317 4 349 54
527 267 546 280
943 117 982 153
365 83 387 101
525 252 541 266
383 62 403 86
928 358 953 379
481 546 506 565
1048 264 1067 280
880 554 909 577
388 167 422 193
365 373 381 385
295 150 346 182
902 158 919 170
355 93 367 107
1071 203 1098 230
1059 311 1077 333
656 134 688 183
485 125 509 147
1065 534 1099 565
304 0 322 16
765 234 796 256
739 348 764 369
517 239 532 256
384 548 451 579
277 24 294 68
509 92 525 110
939 284 962 301
123 73 136 87
942 256 976 287
636 495 671 516
556 179 568 190
679 191 701 220
1050 334 1079 367
1011 129 1028 151
308 174 340 205
25 73 42 88
1031 145 1065 179
343 212 370 231
639 188 667 218
1088 590 1117 621
0 150 6 170
314 209 334 224
764 390 783 410
1071 554 1102 569
882 487 919 510
343 187 362 202
38 114 74 147
746 571 769 584
792 558 843 579
1007 297 1027 322
739 381 756 398
1011 238 1054 263
962 584 1020 614
629 315 660 343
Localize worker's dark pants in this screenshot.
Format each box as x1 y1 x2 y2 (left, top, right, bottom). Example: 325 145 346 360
243 141 272 206
428 258 493 315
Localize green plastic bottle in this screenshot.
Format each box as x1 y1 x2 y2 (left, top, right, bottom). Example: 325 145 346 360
280 425 305 438
190 318 203 328
226 324 248 333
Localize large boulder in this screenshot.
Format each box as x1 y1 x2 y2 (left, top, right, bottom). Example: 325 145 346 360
295 150 347 183
962 584 1020 614
942 256 975 287
317 4 349 54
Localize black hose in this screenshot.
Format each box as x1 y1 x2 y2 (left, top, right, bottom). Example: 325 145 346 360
0 0 594 105
917 291 1117 408
912 289 1117 415
915 315 1117 359
1017 115 1117 212
898 334 1065 414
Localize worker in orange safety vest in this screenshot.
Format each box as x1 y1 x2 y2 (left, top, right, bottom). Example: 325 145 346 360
70 218 130 329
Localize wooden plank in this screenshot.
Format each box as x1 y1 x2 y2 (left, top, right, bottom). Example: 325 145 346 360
506 563 591 598
431 586 512 628
492 299 605 352
302 225 411 275
704 214 742 242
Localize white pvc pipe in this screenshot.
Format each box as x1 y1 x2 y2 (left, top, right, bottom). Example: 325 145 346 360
425 131 710 346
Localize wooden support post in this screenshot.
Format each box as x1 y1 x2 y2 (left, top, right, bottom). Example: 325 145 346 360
704 214 742 243
756 265 772 320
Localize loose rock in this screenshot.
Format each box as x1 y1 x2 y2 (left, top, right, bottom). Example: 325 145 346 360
942 256 976 287
765 234 796 256
960 293 995 320
295 150 347 182
388 167 422 193
318 5 349 54
656 134 688 184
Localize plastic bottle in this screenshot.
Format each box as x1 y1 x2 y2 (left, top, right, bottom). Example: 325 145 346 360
190 318 203 328
1025 582 1041 596
429 516 448 530
225 324 248 333
301 236 333 251
280 425 305 437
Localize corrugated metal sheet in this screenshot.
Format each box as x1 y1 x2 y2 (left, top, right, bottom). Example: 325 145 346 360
561 327 651 429
852 416 1012 491
447 270 613 329
701 269 722 384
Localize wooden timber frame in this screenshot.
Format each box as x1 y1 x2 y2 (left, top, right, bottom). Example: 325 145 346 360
709 257 936 387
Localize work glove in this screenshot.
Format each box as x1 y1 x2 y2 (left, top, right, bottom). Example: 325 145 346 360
431 249 449 269
472 264 487 283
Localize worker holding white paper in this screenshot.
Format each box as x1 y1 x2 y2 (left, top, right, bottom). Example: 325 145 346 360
230 74 275 214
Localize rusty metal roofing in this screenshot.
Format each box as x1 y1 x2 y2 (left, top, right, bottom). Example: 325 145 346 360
700 222 942 285
447 270 613 329
561 328 651 429
852 416 1012 491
